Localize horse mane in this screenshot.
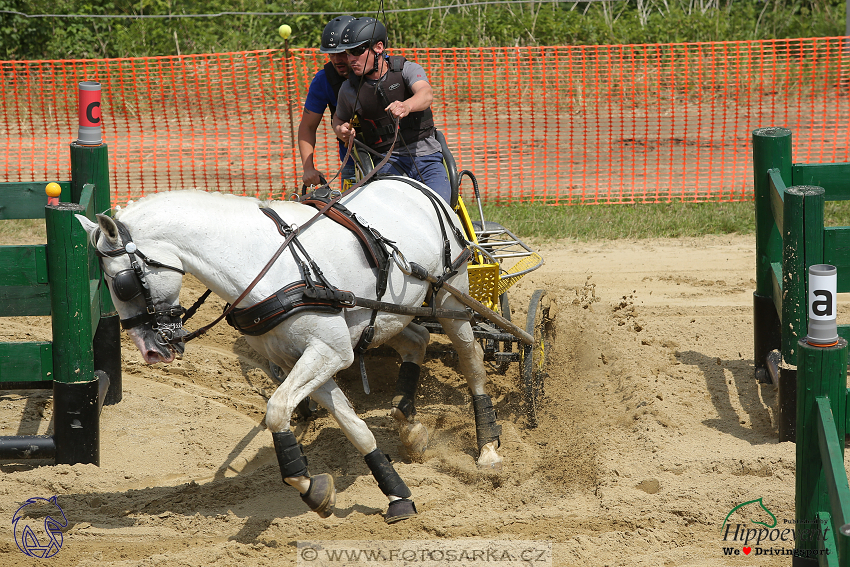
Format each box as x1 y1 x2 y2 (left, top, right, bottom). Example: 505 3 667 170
115 190 267 222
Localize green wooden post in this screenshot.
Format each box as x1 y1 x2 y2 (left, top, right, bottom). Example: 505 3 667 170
70 141 121 405
753 127 792 297
752 128 790 395
46 202 93 384
70 142 110 211
45 201 100 465
796 338 849 562
70 141 113 315
779 187 805 441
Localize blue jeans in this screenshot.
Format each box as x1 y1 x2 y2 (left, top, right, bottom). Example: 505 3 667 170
377 152 451 204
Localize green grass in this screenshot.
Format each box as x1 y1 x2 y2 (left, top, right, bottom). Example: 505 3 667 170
475 201 757 241
5 200 850 244
0 219 46 245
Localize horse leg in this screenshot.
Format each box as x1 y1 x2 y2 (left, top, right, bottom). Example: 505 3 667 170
383 322 430 456
245 339 316 424
267 361 318 423
438 309 503 470
266 340 417 523
308 381 418 523
266 339 355 518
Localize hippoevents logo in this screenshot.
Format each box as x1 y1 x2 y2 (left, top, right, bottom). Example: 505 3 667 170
12 496 68 558
719 497 829 558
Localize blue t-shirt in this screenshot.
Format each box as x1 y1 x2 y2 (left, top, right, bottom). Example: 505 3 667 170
304 69 348 163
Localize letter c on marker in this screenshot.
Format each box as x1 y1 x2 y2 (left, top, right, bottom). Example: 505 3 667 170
86 101 101 124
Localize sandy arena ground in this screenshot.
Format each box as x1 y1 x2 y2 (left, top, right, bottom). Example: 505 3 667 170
0 233 815 566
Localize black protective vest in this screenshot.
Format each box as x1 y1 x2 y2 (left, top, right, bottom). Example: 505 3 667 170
348 56 435 152
324 62 348 118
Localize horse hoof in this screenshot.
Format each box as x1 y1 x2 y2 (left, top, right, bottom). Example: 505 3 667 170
476 441 503 471
301 473 336 518
476 458 503 472
399 421 429 456
385 498 417 524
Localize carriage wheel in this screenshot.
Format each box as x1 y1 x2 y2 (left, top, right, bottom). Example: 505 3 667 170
496 293 512 374
521 289 552 428
499 292 511 322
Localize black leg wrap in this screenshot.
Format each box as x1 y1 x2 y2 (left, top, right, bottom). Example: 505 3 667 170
364 448 412 499
392 362 420 419
272 430 308 480
472 394 502 451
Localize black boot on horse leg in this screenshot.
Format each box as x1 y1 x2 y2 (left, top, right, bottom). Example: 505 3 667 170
472 394 503 470
272 430 335 517
390 362 429 456
364 448 418 523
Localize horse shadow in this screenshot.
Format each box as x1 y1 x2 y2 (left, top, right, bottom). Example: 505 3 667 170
3 447 385 540
675 350 778 443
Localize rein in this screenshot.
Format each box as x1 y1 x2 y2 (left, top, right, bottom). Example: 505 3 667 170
182 121 401 343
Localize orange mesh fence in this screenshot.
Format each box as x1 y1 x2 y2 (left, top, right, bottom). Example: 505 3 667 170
2 38 850 206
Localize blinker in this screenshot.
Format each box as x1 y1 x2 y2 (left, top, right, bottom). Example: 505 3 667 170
110 269 144 302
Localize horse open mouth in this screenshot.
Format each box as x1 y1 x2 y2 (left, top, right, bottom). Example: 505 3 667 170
127 328 180 364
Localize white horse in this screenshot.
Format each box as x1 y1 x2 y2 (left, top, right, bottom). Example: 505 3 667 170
76 180 504 523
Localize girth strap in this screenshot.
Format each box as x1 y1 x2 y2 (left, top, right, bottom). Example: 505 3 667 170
225 281 350 336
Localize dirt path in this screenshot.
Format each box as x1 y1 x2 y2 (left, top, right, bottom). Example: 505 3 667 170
0 234 805 566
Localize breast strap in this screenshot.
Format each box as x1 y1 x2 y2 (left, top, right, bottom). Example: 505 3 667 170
225 281 350 336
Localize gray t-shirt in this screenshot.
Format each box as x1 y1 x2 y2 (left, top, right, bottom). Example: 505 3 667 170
336 60 441 157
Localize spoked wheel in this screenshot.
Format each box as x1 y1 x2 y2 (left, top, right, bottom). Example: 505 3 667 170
521 289 553 428
496 292 512 375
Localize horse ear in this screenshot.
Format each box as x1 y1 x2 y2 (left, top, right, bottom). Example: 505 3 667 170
94 214 121 246
74 214 99 241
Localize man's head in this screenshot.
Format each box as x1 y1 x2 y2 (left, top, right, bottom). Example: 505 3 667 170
320 15 355 77
340 18 388 78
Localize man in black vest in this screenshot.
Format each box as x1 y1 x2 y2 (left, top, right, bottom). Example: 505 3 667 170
331 17 451 203
298 16 356 190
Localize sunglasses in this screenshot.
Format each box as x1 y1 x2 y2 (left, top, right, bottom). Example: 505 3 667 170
345 44 369 57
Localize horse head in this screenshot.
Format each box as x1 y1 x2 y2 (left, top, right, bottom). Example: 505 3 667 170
76 213 187 364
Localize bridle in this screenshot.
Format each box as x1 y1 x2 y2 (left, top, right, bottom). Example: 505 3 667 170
94 219 187 352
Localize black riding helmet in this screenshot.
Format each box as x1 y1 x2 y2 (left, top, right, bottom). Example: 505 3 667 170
340 17 388 50
320 15 355 53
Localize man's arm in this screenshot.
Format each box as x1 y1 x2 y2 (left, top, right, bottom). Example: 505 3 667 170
298 109 325 186
332 85 356 145
385 80 432 120
332 114 355 146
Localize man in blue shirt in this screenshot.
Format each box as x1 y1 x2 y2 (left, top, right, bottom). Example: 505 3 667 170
298 16 357 191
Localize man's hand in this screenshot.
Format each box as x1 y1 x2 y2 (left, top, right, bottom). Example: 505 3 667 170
385 100 410 120
333 121 355 145
302 165 325 187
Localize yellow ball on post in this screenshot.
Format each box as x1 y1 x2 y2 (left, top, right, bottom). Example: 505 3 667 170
278 24 292 40
46 182 62 206
45 182 61 198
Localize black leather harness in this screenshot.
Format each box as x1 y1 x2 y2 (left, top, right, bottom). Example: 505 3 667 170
225 205 364 336
223 182 470 391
